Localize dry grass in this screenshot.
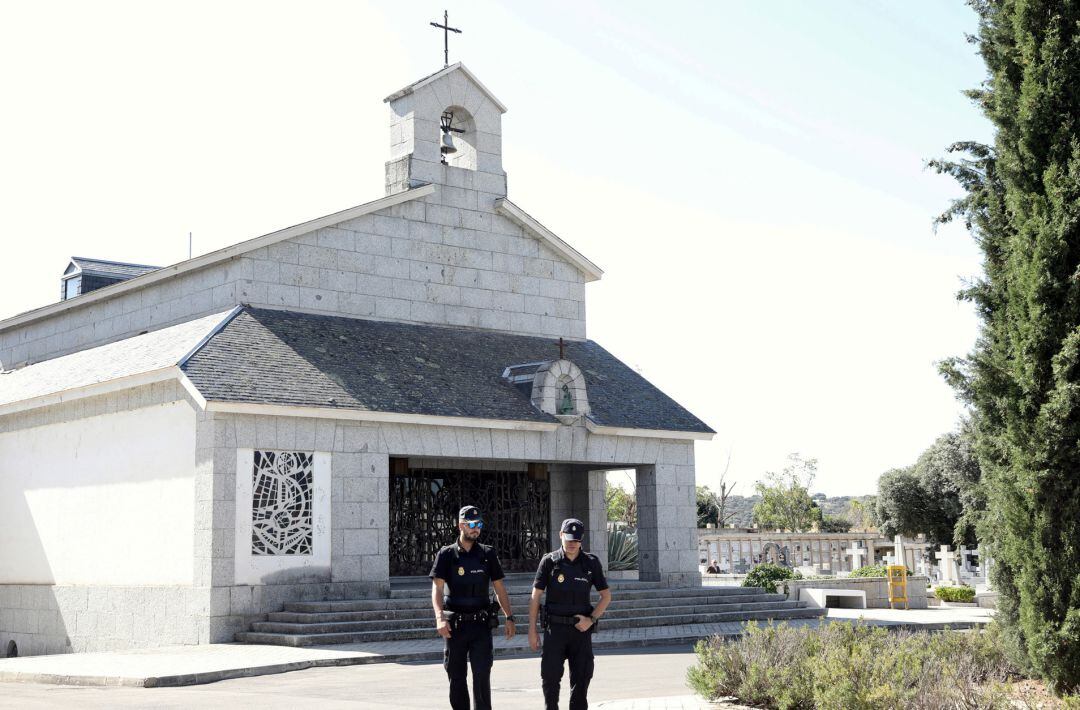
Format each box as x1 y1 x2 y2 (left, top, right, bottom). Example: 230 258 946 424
688 621 1023 709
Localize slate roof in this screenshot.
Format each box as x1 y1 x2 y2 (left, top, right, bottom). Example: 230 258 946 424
0 310 235 408
71 257 161 280
181 308 714 434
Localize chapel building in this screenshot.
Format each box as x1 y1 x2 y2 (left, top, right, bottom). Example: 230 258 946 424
0 64 713 656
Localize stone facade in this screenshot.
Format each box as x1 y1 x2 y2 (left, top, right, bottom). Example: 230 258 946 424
198 411 697 643
0 190 587 371
236 197 586 339
0 375 698 653
0 66 589 372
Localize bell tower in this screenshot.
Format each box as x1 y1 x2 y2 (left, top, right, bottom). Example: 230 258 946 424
383 63 507 200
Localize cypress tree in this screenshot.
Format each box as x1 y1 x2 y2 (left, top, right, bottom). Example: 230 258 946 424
934 0 1080 692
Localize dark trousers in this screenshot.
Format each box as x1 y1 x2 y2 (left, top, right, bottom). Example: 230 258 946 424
541 623 594 710
443 620 494 710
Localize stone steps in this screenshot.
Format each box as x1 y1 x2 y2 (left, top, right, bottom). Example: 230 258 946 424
267 593 790 623
237 579 824 648
256 601 809 633
387 578 676 599
288 585 767 613
236 607 824 647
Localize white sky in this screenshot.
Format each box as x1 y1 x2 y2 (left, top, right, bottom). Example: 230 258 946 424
0 2 990 496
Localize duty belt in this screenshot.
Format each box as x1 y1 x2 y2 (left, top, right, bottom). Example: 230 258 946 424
444 609 489 627
544 612 598 632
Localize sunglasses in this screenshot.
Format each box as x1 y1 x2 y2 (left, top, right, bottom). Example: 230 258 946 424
464 521 484 529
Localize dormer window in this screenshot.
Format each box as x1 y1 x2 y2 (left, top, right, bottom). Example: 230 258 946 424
60 257 160 301
63 276 80 300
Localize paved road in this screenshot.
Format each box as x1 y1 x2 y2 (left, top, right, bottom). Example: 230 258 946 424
0 645 703 709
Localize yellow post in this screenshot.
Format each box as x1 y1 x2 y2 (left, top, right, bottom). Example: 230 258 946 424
887 564 909 610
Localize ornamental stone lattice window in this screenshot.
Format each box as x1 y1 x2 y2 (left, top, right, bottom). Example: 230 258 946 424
251 450 314 555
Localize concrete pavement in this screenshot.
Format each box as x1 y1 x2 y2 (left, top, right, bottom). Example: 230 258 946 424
0 645 712 709
0 607 993 690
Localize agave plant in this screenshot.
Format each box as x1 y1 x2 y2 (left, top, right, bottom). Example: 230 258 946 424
608 527 638 571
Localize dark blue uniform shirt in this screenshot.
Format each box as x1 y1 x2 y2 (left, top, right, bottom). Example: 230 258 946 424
533 549 608 616
430 541 505 611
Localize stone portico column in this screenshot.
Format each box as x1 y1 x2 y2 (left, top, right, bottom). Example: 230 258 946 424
547 466 608 568
584 470 608 570
636 456 699 587
547 464 574 551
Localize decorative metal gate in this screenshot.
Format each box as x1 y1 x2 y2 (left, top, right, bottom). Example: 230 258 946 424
389 462 551 576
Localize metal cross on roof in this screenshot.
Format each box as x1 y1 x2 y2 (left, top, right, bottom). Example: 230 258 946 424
558 337 565 360
430 10 462 68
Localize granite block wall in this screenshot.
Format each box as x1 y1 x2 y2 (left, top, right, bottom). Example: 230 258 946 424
1 382 698 653
0 70 589 370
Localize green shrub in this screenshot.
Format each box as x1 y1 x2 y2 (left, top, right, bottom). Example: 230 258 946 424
935 585 976 603
688 621 1019 709
742 563 801 594
849 564 914 578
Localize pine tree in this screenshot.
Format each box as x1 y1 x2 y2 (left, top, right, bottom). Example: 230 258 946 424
934 0 1080 692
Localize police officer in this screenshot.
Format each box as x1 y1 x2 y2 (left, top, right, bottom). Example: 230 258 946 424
430 505 517 710
528 518 612 710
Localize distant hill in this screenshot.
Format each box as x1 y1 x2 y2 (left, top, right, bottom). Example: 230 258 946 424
714 494 875 529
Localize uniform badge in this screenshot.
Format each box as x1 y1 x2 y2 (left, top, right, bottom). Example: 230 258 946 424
457 566 465 576
557 573 565 583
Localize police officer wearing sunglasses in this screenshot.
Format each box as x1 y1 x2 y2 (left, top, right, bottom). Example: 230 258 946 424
430 506 516 710
528 518 612 710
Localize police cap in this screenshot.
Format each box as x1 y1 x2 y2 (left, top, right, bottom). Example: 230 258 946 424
459 505 482 521
560 518 585 540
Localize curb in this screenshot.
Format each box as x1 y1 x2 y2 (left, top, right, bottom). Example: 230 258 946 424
0 633 736 688
0 618 990 688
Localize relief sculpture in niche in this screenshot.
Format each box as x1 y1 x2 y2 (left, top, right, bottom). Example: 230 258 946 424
251 450 314 555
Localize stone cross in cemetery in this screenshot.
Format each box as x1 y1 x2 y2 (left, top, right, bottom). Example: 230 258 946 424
893 535 908 570
845 544 866 571
958 546 978 574
937 545 960 585
979 545 994 590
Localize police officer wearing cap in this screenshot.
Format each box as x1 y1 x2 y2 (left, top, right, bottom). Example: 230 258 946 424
430 505 517 710
528 518 612 710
